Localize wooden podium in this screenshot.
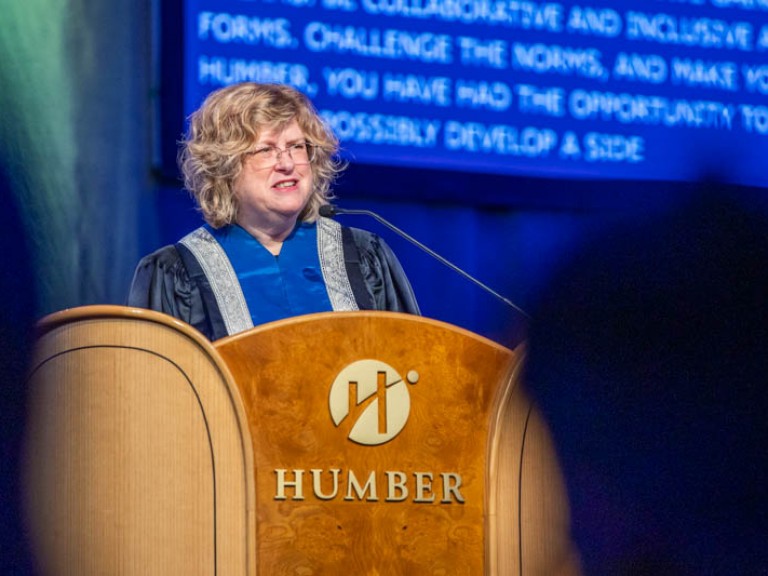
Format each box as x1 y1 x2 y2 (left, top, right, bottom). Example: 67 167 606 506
23 306 574 575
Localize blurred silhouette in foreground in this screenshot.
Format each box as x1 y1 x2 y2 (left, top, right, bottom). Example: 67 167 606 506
0 168 36 575
524 188 768 575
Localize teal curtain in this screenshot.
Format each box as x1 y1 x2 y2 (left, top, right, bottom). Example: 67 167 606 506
0 0 150 315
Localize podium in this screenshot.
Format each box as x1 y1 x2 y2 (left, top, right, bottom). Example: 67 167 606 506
23 306 574 575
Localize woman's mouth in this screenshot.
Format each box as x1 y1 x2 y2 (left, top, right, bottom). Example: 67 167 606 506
274 179 298 189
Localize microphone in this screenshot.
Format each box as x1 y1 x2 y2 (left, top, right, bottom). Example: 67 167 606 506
319 204 530 320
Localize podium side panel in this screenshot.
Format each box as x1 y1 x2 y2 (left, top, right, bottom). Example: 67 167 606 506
489 358 578 576
23 309 255 576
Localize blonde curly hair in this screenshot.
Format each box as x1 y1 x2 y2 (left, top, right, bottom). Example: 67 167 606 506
179 82 344 228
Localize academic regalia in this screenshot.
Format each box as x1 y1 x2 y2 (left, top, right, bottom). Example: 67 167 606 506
127 217 419 341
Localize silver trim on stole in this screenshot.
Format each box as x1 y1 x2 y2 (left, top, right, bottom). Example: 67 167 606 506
178 227 254 336
317 217 359 311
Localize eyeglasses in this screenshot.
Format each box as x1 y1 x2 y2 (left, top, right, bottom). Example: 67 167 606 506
248 142 316 168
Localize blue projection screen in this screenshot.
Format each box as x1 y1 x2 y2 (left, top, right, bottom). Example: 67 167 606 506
183 0 768 190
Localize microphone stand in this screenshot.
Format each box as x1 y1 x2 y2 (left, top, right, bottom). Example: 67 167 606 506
320 205 530 321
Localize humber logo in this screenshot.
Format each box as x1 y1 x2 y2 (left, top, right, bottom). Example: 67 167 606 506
273 360 465 504
328 359 419 446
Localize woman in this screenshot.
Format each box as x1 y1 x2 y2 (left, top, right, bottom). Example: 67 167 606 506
128 82 419 340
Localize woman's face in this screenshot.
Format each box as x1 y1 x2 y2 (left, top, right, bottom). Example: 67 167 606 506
233 118 313 230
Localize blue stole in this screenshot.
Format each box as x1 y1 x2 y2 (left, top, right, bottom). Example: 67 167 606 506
206 222 333 325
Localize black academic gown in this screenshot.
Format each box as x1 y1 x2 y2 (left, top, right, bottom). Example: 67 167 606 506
127 224 420 341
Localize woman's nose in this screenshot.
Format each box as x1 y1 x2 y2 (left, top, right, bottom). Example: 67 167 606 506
274 148 295 170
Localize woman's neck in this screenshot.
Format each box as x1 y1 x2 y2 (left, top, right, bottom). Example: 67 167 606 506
236 216 298 256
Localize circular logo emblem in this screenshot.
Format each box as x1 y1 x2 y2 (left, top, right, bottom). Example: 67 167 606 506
328 359 419 446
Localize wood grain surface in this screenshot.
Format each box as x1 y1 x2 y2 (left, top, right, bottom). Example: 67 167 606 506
215 311 576 575
23 306 255 575
23 307 576 575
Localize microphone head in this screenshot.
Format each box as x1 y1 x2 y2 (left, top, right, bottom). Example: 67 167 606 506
319 204 337 218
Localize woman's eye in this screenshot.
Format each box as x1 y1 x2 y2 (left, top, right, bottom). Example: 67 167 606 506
254 147 274 157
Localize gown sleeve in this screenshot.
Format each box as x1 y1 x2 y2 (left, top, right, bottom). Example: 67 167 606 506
347 227 421 315
126 245 215 339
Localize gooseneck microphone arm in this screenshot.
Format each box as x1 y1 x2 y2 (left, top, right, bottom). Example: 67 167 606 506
319 204 530 320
